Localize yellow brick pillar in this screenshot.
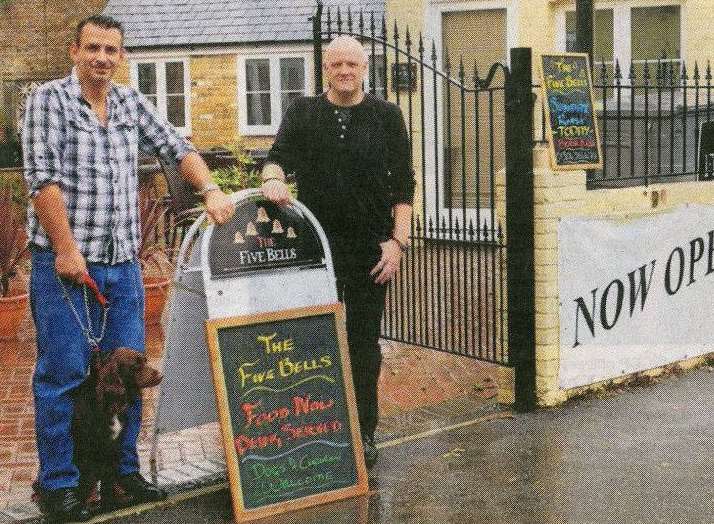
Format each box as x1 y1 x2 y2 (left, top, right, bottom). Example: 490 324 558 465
531 145 585 406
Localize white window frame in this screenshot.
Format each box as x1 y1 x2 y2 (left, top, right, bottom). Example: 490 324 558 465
423 0 517 228
237 53 311 136
554 0 685 83
129 58 191 136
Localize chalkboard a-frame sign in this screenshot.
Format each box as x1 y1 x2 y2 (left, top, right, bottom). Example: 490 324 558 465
541 53 603 171
206 304 368 522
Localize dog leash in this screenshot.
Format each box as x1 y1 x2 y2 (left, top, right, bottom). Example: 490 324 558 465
56 272 109 352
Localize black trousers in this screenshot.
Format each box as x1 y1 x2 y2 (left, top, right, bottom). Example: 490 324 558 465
333 241 387 439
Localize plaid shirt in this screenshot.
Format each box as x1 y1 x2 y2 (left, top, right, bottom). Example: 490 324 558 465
23 70 195 264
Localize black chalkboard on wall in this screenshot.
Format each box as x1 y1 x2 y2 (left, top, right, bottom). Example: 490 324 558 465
206 304 368 522
541 53 603 170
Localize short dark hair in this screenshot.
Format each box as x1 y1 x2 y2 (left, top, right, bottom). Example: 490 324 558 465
75 15 125 45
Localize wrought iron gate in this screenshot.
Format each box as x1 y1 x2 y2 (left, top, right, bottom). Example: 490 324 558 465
311 4 535 389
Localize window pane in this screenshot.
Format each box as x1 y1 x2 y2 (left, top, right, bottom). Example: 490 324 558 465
138 63 157 95
166 62 185 94
280 58 305 91
281 91 303 115
247 92 271 125
566 12 576 52
145 94 158 108
167 95 186 128
246 59 270 92
632 6 681 78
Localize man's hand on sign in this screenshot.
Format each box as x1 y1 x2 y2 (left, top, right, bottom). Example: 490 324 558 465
261 178 292 207
55 246 88 284
370 239 402 285
205 190 236 225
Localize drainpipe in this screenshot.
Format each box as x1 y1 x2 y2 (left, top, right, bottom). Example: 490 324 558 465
575 0 594 67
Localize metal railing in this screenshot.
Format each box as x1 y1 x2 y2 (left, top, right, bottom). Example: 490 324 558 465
315 6 511 364
589 59 714 189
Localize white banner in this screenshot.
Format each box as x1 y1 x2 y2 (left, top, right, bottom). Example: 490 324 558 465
558 205 714 389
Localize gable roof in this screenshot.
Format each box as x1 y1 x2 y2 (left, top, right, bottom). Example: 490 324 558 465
103 0 385 50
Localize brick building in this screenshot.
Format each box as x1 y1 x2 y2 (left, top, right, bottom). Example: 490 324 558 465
104 0 384 151
0 0 108 137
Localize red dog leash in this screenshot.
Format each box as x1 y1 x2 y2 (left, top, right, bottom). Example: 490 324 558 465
81 273 108 307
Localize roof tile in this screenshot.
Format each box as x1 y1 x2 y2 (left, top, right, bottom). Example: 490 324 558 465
103 0 385 48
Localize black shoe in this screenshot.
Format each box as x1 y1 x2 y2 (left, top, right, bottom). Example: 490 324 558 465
41 487 91 523
362 433 378 469
117 473 167 504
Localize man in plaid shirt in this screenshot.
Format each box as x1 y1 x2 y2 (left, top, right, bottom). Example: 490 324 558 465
23 15 234 522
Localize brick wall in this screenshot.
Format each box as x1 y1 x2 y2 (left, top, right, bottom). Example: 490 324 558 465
189 55 240 150
114 61 129 86
115 54 273 154
189 54 274 151
0 0 108 82
0 0 108 133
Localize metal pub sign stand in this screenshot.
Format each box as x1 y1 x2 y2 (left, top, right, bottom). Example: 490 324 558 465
154 189 368 522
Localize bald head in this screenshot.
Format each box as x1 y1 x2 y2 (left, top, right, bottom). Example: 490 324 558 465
324 35 368 65
322 35 368 103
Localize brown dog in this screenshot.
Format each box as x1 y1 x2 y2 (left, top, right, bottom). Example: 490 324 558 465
72 348 162 510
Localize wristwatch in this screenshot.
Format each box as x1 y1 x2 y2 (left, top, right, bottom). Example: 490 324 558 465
195 182 220 197
391 236 409 252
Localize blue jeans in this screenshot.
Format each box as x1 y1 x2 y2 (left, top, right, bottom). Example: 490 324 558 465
30 248 145 491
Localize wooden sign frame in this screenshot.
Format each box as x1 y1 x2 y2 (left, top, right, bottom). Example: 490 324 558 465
540 52 604 171
205 303 368 522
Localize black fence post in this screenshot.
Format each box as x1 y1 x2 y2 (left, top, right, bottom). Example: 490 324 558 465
575 0 594 66
505 48 537 412
312 1 324 95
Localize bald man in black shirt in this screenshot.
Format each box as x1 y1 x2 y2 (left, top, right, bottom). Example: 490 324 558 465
262 35 415 469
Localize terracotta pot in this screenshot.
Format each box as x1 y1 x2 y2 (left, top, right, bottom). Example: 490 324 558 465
0 291 29 340
143 276 171 326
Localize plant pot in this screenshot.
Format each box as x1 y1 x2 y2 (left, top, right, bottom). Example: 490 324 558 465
143 276 171 326
0 290 28 340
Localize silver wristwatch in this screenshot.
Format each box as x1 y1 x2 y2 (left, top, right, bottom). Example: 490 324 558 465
195 182 220 196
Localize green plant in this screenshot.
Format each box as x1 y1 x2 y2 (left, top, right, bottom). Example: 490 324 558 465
206 143 299 197
211 164 262 193
207 143 266 193
0 183 28 297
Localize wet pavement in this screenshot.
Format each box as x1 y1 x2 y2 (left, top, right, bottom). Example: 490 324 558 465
3 300 713 523
0 301 500 520
90 367 713 524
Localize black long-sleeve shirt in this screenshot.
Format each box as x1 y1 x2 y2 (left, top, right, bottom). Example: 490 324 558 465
266 93 415 252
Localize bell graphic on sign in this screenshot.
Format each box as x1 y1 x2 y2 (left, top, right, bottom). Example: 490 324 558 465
246 222 257 236
233 231 245 244
286 227 297 239
272 220 284 234
256 207 269 223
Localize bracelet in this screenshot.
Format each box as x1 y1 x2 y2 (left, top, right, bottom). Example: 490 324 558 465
390 236 408 252
194 182 220 196
262 177 285 184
